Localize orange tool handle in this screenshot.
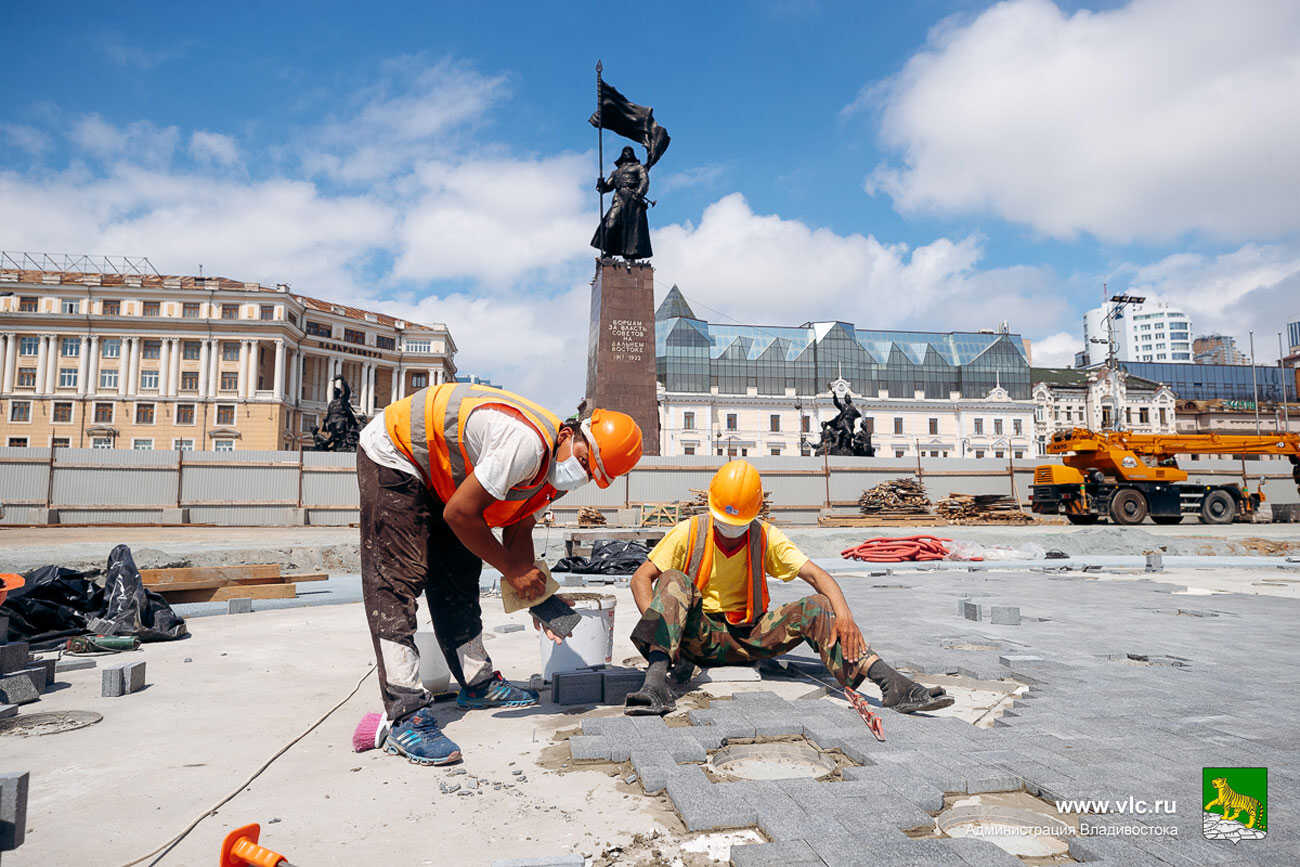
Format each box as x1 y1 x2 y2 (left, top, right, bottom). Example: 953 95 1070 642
220 823 288 867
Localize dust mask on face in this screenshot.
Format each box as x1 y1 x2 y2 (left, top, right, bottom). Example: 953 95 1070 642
549 455 589 491
713 519 749 539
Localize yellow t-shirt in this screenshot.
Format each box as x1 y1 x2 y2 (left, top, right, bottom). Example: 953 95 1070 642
648 519 809 615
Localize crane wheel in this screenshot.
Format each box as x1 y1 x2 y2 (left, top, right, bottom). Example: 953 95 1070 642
1109 489 1149 525
1066 514 1100 525
1199 490 1236 525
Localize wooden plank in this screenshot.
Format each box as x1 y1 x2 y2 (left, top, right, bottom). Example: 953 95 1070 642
281 572 329 583
141 564 281 591
818 515 946 527
162 583 297 604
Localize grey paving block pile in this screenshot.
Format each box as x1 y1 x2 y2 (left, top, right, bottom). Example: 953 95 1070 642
0 675 38 706
0 771 29 851
551 671 602 706
0 642 30 675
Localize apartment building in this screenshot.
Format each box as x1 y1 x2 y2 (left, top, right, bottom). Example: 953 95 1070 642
0 265 455 451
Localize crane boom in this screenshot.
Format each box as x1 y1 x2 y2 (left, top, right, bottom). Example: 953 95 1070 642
1047 427 1300 459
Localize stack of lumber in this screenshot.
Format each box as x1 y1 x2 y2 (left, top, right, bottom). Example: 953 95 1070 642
140 564 327 604
936 493 1032 524
577 506 607 527
680 488 773 521
857 477 931 516
639 503 681 527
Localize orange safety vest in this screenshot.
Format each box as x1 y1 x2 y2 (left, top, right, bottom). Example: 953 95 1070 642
683 514 770 626
384 383 563 527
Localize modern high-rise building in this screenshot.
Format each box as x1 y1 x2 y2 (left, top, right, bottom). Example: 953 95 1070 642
1192 334 1249 365
1080 300 1194 366
0 260 455 451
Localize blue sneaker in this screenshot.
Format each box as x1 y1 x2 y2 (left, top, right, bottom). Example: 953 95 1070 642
383 709 462 765
457 671 539 709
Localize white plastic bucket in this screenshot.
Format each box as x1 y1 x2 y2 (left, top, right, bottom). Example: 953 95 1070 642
413 630 453 695
538 593 616 680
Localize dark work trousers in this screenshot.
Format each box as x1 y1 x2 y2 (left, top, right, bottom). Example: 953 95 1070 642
357 448 488 722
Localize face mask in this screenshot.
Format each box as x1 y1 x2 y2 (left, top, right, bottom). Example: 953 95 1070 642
713 519 749 539
549 455 589 491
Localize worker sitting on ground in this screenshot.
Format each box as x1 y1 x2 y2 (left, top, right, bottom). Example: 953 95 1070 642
358 382 643 764
624 459 953 717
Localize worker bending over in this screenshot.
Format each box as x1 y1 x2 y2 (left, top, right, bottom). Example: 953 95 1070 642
625 460 953 716
358 383 642 764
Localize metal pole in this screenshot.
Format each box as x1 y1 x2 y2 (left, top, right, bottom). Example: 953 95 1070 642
1250 331 1260 434
1280 333 1291 432
596 60 605 259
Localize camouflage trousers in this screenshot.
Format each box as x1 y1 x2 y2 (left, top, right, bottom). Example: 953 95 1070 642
629 569 878 689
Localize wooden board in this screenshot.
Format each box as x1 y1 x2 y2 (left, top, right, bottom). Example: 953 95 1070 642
818 515 946 527
281 573 329 583
163 583 297 604
141 564 280 591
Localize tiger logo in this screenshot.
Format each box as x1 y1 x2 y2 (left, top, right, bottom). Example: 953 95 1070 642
1205 777 1264 829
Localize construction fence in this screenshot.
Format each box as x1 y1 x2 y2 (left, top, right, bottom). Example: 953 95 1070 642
2 447 1298 527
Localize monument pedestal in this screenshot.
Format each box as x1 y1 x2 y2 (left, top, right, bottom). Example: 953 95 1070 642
585 258 660 456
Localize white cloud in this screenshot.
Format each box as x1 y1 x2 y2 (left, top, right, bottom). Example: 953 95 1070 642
863 0 1300 242
2 124 52 155
72 115 180 166
189 131 240 166
1030 331 1083 367
98 33 186 69
657 164 727 195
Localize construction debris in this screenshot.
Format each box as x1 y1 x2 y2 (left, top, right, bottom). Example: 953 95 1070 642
935 493 1032 524
577 506 607 527
680 489 773 521
857 477 931 516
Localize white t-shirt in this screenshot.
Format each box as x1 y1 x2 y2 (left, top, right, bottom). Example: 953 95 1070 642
359 408 548 501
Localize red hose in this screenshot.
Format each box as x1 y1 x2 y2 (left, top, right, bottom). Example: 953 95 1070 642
840 534 963 562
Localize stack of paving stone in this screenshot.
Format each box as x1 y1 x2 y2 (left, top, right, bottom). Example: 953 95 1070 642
576 506 607 527
935 493 1032 524
680 489 773 520
0 616 56 713
857 477 931 515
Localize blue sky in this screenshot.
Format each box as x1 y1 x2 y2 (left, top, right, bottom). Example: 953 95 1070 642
3 0 1298 409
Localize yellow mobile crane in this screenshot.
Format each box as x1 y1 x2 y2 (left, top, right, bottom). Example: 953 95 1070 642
1030 428 1300 525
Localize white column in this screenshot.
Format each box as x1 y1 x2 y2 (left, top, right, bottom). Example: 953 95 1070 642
428 368 438 388
76 336 90 395
34 336 49 395
293 350 303 404
46 336 60 393
210 339 223 397
368 364 377 414
273 340 285 401
86 336 99 395
198 340 210 398
358 363 369 413
238 341 249 399
158 338 171 396
127 336 141 397
398 367 407 400
390 365 400 403
118 339 129 397
1 335 14 392
169 338 182 396
0 335 7 393
250 340 261 395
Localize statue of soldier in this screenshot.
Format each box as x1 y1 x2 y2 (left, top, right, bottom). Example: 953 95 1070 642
312 376 361 452
592 146 652 260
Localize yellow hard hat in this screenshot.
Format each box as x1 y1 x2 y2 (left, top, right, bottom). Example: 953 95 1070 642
708 459 763 526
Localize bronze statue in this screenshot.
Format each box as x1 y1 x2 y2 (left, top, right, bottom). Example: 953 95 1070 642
814 390 875 457
311 375 361 452
592 146 652 260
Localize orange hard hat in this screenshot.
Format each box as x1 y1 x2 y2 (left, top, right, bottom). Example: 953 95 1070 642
581 409 643 489
708 460 764 526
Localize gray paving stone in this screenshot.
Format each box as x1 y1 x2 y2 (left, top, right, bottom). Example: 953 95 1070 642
0 642 30 675
8 666 44 694
989 605 1021 625
666 773 757 832
493 623 526 634
0 674 39 705
729 839 824 866
55 657 96 673
600 668 643 704
123 660 146 693
227 597 253 614
0 771 28 851
940 837 1027 866
965 774 1022 794
490 856 584 867
629 748 677 794
961 601 981 621
101 665 125 698
567 735 612 762
0 704 16 719
550 671 602 705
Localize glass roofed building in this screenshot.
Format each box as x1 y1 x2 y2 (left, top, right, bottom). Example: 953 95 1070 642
654 287 1038 459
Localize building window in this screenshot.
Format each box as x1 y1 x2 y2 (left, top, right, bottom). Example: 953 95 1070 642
61 337 80 357
142 340 161 359
214 439 235 452
726 413 737 431
975 450 985 459
801 445 811 456
182 302 200 318
769 447 782 456
142 301 160 317
376 335 395 350
1013 419 1023 436
180 371 199 391
683 411 695 429
259 305 275 321
683 445 696 456
102 299 121 316
182 341 201 360
727 448 737 457
135 403 155 424
51 437 70 448
19 296 38 312
221 342 240 361
219 372 239 391
221 304 240 320
9 401 31 422
404 338 432 352
994 418 1004 435
7 437 28 447
101 338 121 358
216 404 236 425
770 414 781 432
94 402 114 423
19 336 39 356
1014 450 1024 459
306 321 331 338
62 299 78 314
59 368 78 388
893 417 903 435
344 328 365 346
16 369 36 388
995 450 1005 459
173 439 195 451
974 418 984 435
132 439 154 450
928 417 938 435
99 369 118 389
1159 408 1167 426
894 449 905 458
1139 407 1150 424
801 415 810 433
140 370 159 391
92 437 113 449
52 401 73 423
175 403 196 425
411 373 429 389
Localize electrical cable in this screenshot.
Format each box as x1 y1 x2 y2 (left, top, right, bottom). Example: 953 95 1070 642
123 663 376 867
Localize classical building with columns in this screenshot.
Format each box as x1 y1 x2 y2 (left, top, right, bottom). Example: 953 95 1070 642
0 263 455 451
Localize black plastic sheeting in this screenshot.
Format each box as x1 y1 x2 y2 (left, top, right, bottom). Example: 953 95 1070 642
552 539 649 575
2 544 187 646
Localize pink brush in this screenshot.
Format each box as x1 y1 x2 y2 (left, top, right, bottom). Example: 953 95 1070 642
352 712 389 752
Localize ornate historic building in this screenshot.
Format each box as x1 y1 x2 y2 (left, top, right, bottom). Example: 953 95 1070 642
0 261 455 450
1031 367 1177 453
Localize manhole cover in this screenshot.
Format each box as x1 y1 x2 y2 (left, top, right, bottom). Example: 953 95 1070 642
0 710 103 737
936 791 1076 858
709 741 837 781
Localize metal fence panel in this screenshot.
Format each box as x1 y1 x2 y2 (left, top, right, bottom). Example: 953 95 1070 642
303 469 359 508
